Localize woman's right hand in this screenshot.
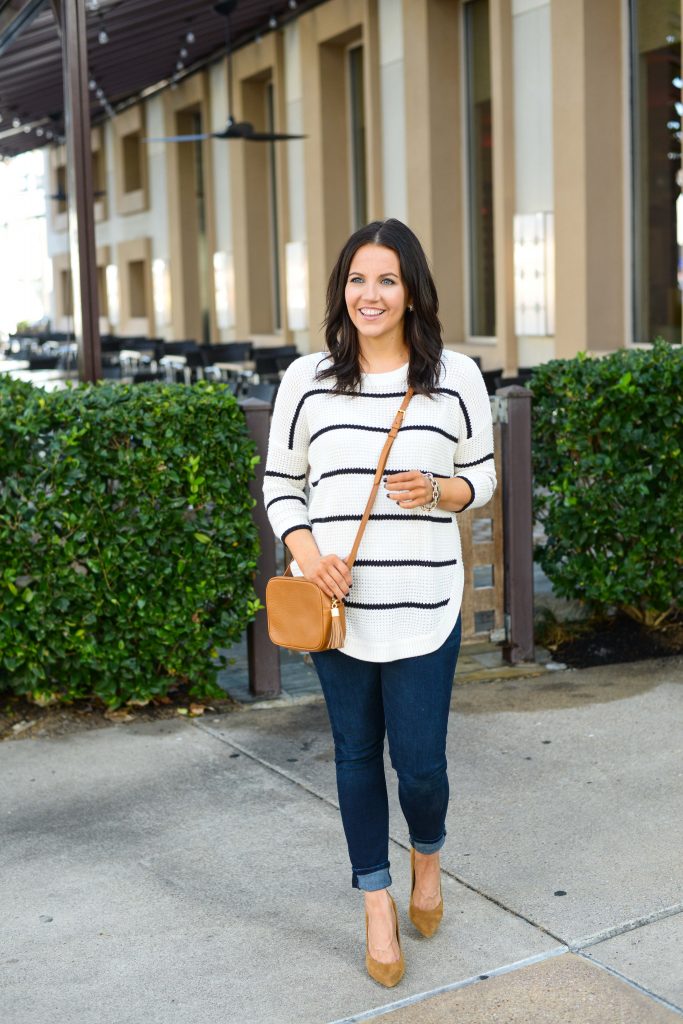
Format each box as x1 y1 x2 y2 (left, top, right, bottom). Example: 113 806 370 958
299 552 352 601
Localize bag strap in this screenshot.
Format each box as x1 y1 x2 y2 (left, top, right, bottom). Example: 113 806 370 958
345 386 414 568
283 386 415 576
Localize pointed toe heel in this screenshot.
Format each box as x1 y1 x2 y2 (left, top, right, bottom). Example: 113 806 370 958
408 846 443 938
365 892 405 987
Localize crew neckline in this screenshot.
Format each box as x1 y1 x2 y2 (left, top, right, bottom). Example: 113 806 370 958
360 361 409 378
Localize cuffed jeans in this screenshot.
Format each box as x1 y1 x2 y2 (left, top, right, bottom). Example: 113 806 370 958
310 612 462 892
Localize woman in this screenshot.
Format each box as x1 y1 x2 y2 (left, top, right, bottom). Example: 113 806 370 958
262 219 496 987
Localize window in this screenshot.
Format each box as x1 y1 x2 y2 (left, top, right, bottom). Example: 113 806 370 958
348 44 368 230
114 106 148 214
97 264 108 319
56 164 67 215
60 268 73 317
122 131 143 193
128 260 147 318
464 0 495 337
631 0 681 343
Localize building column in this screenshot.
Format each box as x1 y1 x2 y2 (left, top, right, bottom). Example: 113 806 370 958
551 0 625 357
404 0 463 346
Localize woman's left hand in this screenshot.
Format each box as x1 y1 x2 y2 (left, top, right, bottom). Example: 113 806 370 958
384 471 434 509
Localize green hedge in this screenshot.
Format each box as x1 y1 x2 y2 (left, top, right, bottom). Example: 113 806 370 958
0 378 261 708
530 338 682 627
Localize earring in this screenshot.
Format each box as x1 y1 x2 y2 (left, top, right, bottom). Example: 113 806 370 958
407 304 414 312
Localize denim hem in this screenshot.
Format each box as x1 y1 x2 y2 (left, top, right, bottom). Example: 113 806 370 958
352 866 392 891
410 829 447 855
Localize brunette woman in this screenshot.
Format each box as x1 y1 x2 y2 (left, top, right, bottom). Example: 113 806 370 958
262 219 496 986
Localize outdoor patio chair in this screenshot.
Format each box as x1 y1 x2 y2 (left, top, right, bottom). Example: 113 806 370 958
242 381 278 405
203 341 254 363
252 345 298 382
28 356 60 371
482 368 503 395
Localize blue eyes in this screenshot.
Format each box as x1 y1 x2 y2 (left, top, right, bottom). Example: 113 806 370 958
349 276 396 285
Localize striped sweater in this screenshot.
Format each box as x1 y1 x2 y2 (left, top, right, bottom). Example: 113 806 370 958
262 349 497 661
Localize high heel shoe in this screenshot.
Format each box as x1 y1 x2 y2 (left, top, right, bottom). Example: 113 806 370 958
409 846 443 937
364 891 405 987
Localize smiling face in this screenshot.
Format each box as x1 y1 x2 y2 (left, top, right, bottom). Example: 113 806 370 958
344 244 410 348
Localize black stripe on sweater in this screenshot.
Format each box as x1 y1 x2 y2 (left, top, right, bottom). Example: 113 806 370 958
287 386 471 448
454 453 494 468
310 466 450 487
288 387 412 449
289 388 336 448
353 558 458 567
344 598 450 610
455 475 476 512
310 513 452 524
434 388 472 438
309 423 458 445
264 469 306 480
266 494 306 511
281 524 312 543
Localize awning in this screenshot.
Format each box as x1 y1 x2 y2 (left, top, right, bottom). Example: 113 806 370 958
0 0 312 159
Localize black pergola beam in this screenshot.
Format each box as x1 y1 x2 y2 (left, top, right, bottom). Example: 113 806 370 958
0 0 47 55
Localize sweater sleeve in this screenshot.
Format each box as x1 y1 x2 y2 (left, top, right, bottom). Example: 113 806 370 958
453 359 497 512
261 357 312 544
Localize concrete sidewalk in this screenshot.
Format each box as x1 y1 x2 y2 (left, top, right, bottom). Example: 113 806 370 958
2 655 682 1024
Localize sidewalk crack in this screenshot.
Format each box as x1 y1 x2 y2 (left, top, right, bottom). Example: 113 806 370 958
575 951 683 1017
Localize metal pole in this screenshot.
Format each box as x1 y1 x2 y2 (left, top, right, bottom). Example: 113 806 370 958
51 0 101 382
240 398 281 697
497 384 535 663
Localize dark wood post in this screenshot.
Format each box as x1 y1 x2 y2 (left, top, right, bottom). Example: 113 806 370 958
497 384 535 663
240 398 281 697
51 0 101 382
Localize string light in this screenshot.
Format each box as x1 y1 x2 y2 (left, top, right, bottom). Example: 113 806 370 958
180 47 188 59
89 78 97 91
12 117 20 128
288 0 297 8
186 30 195 44
98 27 109 44
268 15 277 28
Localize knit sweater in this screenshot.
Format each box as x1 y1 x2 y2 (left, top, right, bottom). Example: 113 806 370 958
262 348 497 661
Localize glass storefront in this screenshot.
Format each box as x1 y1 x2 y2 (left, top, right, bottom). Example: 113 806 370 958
631 0 681 343
464 0 495 338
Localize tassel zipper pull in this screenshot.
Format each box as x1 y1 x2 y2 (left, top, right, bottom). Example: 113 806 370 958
327 597 345 648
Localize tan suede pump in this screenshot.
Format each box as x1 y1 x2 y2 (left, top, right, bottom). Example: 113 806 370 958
364 891 405 987
408 846 443 937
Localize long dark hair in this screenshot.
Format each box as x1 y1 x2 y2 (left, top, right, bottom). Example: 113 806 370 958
315 219 444 397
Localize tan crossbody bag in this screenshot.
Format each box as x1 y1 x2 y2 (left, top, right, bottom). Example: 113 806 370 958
265 387 415 652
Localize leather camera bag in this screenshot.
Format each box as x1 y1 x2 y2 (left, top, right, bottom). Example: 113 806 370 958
265 388 415 652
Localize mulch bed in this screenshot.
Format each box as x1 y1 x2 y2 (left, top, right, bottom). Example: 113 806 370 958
548 610 683 669
0 685 239 743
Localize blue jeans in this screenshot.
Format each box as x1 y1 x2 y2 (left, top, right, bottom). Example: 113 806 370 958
310 612 462 891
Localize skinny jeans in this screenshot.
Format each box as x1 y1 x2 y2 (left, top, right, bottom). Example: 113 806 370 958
310 611 462 891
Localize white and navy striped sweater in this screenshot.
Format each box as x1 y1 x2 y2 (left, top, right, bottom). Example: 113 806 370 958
262 349 497 661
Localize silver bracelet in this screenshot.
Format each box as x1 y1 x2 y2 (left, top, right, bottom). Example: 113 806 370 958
418 471 441 512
